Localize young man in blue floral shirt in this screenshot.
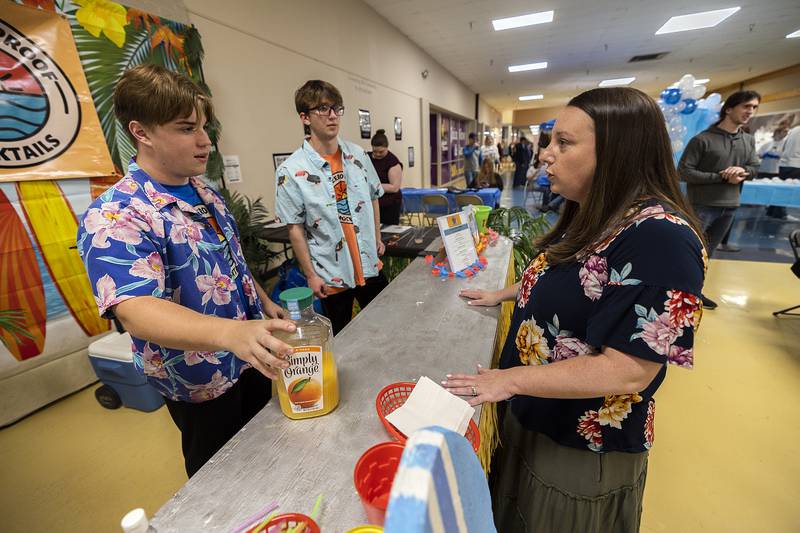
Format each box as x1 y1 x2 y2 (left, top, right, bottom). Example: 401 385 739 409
77 64 295 477
275 80 388 335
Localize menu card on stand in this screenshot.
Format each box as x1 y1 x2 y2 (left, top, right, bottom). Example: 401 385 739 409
461 205 480 245
436 212 479 273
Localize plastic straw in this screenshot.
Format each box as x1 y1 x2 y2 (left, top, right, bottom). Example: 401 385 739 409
230 502 278 533
287 494 323 533
250 512 278 533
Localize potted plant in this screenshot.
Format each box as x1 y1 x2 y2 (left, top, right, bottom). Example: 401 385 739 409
219 189 280 284
487 207 550 280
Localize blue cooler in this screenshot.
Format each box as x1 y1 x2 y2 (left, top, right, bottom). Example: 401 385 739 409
88 332 164 412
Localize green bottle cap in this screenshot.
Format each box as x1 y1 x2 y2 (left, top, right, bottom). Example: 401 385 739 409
279 287 314 310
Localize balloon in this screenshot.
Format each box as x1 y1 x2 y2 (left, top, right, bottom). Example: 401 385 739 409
705 93 721 107
681 99 697 115
671 139 685 152
675 100 687 112
661 87 682 105
678 74 695 93
692 85 706 99
669 120 688 136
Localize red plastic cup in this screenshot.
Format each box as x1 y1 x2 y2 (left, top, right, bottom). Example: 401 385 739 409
353 442 404 525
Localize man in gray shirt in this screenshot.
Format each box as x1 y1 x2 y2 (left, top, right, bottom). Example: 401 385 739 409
678 90 761 309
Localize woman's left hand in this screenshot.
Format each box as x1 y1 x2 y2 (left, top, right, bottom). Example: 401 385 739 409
442 365 515 407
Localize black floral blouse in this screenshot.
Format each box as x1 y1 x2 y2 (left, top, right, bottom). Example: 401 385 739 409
499 201 706 453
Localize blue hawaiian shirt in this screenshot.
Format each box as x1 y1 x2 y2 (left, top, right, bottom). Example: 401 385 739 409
77 160 266 403
275 138 384 288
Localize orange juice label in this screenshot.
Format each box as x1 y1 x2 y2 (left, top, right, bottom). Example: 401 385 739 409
281 346 324 413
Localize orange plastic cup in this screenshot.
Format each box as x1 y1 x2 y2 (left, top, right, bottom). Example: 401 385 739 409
353 442 404 525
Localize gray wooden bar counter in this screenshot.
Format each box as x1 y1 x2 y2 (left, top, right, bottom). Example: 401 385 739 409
151 237 513 532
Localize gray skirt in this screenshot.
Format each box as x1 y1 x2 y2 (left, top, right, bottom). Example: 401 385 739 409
491 411 648 533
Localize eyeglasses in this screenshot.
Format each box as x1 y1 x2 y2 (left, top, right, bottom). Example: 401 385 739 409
309 104 345 117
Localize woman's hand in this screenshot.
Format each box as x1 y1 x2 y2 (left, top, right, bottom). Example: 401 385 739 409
442 365 516 407
459 288 502 307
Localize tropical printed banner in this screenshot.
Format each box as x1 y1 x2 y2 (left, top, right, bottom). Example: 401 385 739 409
0 1 115 183
1 0 215 364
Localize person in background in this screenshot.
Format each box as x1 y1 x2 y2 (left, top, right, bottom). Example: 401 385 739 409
497 139 508 159
77 64 294 478
275 80 387 336
678 90 761 309
758 126 789 180
445 87 706 533
512 136 532 188
481 135 500 169
757 125 789 220
476 157 503 190
776 124 800 222
368 129 404 225
530 132 553 208
463 132 481 188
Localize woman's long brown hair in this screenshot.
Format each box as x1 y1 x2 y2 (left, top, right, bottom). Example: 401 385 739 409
536 87 705 264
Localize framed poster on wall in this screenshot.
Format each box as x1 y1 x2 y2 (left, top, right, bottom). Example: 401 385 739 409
394 117 402 140
408 146 415 167
273 152 292 170
359 109 371 139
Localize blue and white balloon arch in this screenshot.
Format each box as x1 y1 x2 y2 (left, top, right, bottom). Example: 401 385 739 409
658 74 723 162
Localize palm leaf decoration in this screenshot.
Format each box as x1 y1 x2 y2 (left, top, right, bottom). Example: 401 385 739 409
56 1 220 180
0 309 35 352
64 6 154 173
219 189 280 283
487 207 550 280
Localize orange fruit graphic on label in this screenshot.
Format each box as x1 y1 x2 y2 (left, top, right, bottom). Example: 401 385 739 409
288 377 322 408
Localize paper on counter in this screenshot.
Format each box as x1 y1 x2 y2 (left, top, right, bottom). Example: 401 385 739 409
385 376 475 437
381 225 413 234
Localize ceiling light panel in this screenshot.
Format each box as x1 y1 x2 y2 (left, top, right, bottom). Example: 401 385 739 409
598 77 636 87
655 7 740 35
508 62 548 73
493 11 554 31
519 94 544 101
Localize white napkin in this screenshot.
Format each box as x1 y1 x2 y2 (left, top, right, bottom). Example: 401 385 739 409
385 376 475 437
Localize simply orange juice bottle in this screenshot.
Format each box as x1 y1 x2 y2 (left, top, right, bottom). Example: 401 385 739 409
274 287 339 420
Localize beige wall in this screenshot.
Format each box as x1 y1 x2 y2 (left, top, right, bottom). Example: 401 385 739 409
121 0 190 23
713 64 800 115
478 98 502 129
178 0 475 213
512 105 563 127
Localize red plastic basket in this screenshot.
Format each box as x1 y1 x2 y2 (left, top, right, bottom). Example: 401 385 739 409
375 381 480 453
262 512 320 533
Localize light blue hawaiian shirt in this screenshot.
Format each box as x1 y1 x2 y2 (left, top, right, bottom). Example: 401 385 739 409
275 138 384 288
77 160 265 403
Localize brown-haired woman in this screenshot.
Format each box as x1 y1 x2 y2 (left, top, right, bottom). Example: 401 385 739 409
368 129 404 225
476 157 503 190
445 87 707 532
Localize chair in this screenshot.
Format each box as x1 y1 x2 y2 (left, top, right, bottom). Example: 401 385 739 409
455 194 483 208
421 194 450 226
773 229 800 317
522 175 547 210
399 195 421 226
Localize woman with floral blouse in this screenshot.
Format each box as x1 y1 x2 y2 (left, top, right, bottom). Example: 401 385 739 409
444 87 707 532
